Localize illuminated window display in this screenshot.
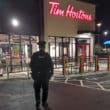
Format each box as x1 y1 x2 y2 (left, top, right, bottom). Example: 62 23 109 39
0 34 39 72
48 34 94 66
49 37 75 65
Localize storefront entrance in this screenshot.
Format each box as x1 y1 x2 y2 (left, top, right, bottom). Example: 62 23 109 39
77 44 90 59
49 36 91 68
49 36 76 67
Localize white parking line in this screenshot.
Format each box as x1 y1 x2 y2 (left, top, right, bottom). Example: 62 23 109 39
80 80 84 86
52 77 110 92
96 83 105 90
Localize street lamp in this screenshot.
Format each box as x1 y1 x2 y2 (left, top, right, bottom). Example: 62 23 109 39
9 18 20 72
103 30 109 52
96 22 102 45
11 18 20 27
96 23 102 28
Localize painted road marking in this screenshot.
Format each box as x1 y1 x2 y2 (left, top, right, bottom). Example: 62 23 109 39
80 80 84 86
96 83 105 90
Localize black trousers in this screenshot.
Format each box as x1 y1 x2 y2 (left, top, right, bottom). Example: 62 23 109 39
33 79 49 105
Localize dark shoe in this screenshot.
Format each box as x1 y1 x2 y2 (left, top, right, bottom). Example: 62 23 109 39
36 107 41 110
36 102 40 110
42 102 48 108
36 105 41 110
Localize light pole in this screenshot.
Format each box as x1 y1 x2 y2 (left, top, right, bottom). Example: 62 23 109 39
10 18 20 72
103 30 109 52
96 22 102 45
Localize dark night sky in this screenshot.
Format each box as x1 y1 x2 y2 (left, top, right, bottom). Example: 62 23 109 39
81 0 110 31
0 0 110 36
95 0 110 30
91 0 110 45
0 0 38 35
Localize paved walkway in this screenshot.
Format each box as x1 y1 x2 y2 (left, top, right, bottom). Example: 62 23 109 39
0 78 110 110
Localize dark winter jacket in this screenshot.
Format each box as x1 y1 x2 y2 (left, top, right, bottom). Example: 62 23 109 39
30 50 53 80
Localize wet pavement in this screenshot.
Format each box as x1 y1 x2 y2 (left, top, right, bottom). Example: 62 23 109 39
0 77 110 110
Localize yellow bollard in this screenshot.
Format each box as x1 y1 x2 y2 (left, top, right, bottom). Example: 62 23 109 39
79 56 84 74
63 56 67 76
95 56 99 72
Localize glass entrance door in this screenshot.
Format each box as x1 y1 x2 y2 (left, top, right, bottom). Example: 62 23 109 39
49 36 77 67
77 44 90 59
59 42 69 57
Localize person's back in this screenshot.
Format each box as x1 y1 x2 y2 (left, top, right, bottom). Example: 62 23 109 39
30 41 53 110
30 50 53 80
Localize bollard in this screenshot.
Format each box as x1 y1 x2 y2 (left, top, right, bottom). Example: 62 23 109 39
79 56 84 74
108 55 110 72
95 56 99 72
63 56 67 76
27 64 30 79
6 64 9 79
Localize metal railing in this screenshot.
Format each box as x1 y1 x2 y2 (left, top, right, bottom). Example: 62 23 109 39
0 63 31 79
0 55 109 79
59 56 109 76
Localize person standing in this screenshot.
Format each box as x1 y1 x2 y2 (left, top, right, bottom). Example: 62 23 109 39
30 41 53 110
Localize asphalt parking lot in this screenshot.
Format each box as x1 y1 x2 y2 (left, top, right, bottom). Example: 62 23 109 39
54 72 110 92
1 78 110 110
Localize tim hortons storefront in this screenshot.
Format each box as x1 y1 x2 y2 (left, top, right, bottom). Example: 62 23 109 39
0 0 95 74
42 0 95 67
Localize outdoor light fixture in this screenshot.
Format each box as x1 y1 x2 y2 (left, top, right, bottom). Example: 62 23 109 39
103 30 108 36
103 30 109 52
96 23 102 27
96 22 102 45
11 18 19 27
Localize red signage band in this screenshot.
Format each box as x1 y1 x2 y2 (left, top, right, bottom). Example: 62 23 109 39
49 1 92 21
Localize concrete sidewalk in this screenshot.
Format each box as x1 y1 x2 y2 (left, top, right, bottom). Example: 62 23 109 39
0 78 110 110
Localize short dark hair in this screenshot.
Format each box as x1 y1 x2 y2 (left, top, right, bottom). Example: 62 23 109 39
37 41 46 48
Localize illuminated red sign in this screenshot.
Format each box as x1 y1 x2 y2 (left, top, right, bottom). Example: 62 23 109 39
49 1 92 21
